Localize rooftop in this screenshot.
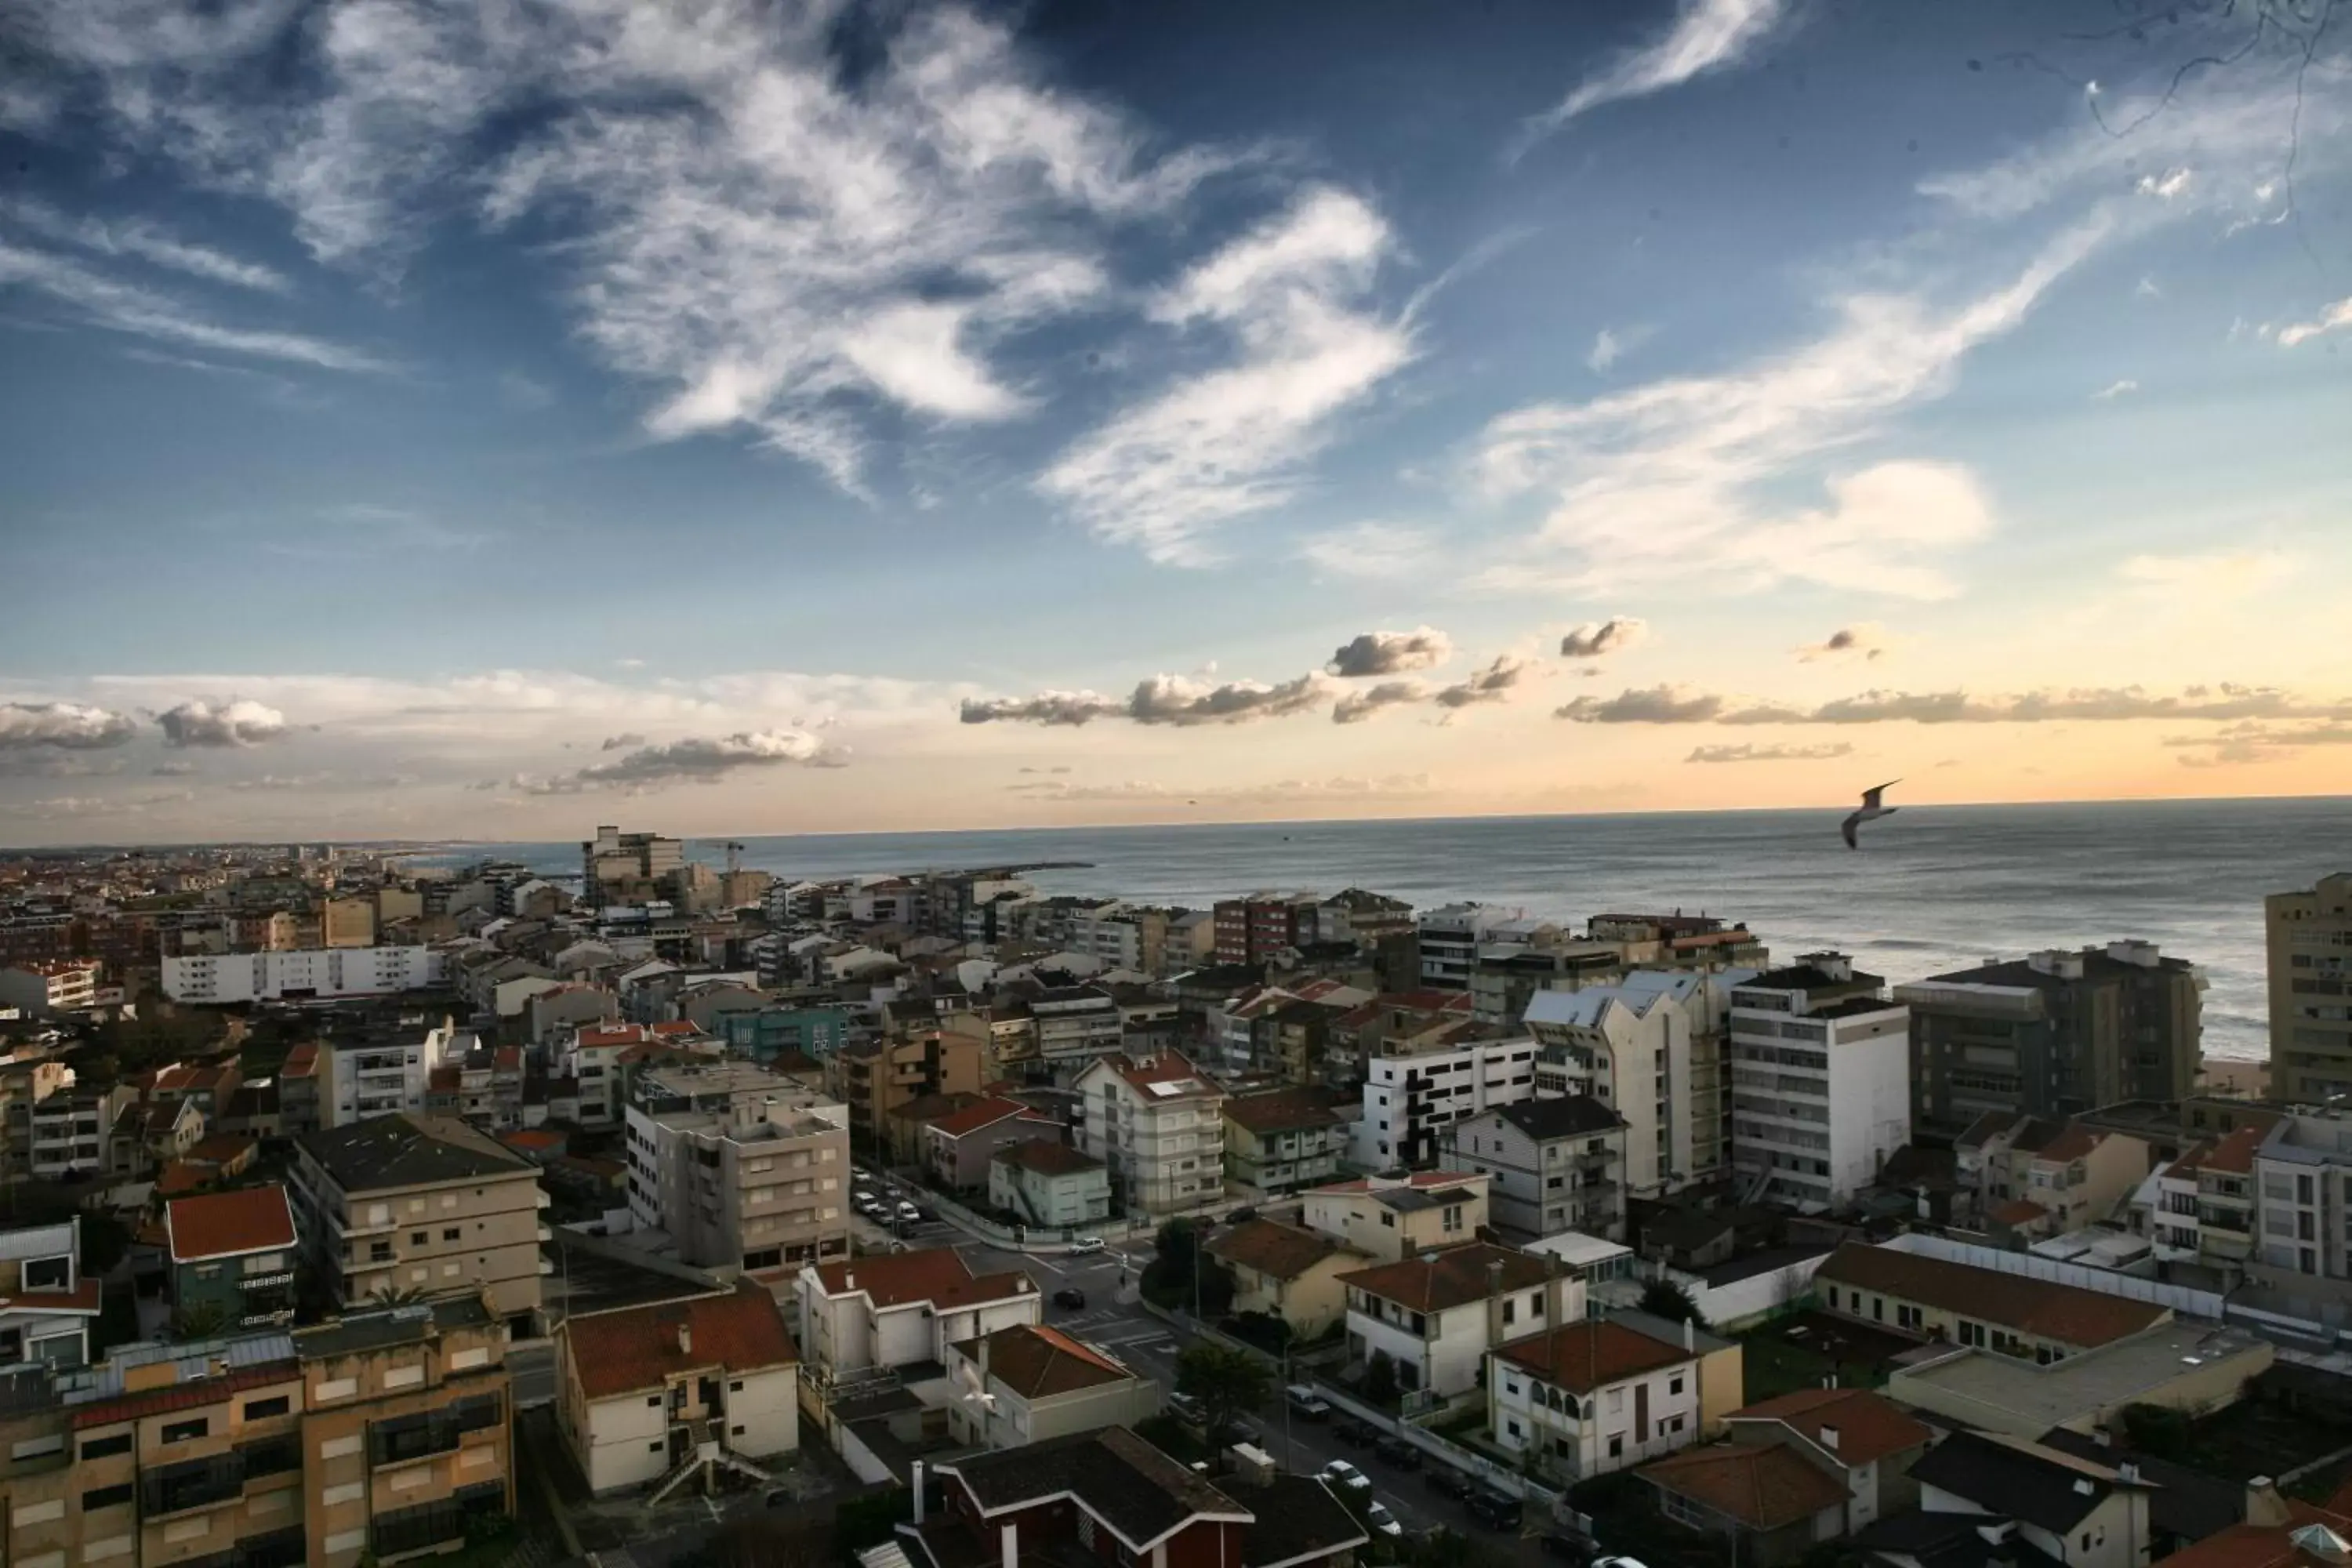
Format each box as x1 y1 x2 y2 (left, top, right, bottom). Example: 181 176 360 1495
1886 1319 2271 1436
810 1247 1036 1311
295 1294 498 1361
299 1112 533 1191
1908 1428 2145 1534
1487 1094 1624 1140
1339 1241 1556 1314
1224 1087 1352 1134
991 1138 1103 1178
1497 1318 1699 1393
949 1323 1135 1399
1817 1241 2168 1348
1209 1218 1355 1282
1726 1386 1933 1465
564 1283 799 1400
165 1185 296 1264
945 1426 1248 1552
1639 1442 1849 1529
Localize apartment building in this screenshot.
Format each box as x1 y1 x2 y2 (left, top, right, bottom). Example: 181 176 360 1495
1350 1030 1540 1169
1319 887 1416 949
320 1023 451 1127
988 1139 1112 1229
1223 1087 1353 1201
0 960 100 1016
940 1324 1160 1450
825 1027 984 1149
2269 873 2352 1102
1029 986 1123 1072
165 1185 299 1332
1526 968 1752 1198
1727 956 1911 1210
290 1114 546 1328
1301 1170 1491 1261
1213 891 1320 965
2251 1105 2352 1284
1490 1317 1722 1482
1440 1094 1628 1240
162 945 447 1004
0 1220 100 1368
1341 1240 1572 1397
623 1062 851 1279
583 825 684 909
16 1085 131 1180
555 1283 800 1496
794 1249 1040 1388
1072 1051 1228 1217
1899 942 2206 1132
1417 902 1519 988
0 1295 512 1568
278 1044 321 1136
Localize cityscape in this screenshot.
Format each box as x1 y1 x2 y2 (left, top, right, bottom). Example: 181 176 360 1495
0 829 2347 1568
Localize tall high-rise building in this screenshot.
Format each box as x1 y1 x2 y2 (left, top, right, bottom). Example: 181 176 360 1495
1898 942 2205 1132
2269 873 2352 1103
1727 954 1911 1209
580 825 684 909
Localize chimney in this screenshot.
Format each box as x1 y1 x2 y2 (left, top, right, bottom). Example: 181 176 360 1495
912 1460 927 1523
1682 1316 1694 1353
677 1319 692 1356
2247 1478 2292 1527
1819 1424 1839 1452
844 1270 855 1293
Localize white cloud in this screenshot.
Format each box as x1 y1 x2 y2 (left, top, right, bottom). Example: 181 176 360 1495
961 669 1336 728
2119 550 2293 598
2092 378 2138 401
1327 628 1454 677
1294 523 1440 582
1558 618 1650 659
2136 167 2193 201
2278 298 2352 348
1558 681 2352 727
0 702 139 750
1518 0 1790 147
156 699 291 747
1472 227 2095 599
1040 187 1412 565
1586 328 1624 373
0 196 289 292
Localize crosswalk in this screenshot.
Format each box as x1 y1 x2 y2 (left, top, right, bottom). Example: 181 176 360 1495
1054 1308 1180 1359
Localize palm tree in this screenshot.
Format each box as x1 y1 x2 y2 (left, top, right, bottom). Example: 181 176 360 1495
367 1285 430 1308
172 1299 229 1340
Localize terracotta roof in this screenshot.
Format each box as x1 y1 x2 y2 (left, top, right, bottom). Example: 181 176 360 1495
279 1044 318 1079
185 1134 254 1165
1311 1170 1482 1196
1224 1088 1351 1134
1817 1242 2165 1348
1339 1242 1555 1314
810 1247 1038 1311
2161 1514 2352 1568
154 1161 208 1196
0 1279 101 1316
565 1283 799 1400
992 1138 1103 1178
165 1185 297 1263
952 1323 1135 1399
1497 1320 1697 1393
1991 1198 2049 1225
2201 1123 2265 1176
1210 1218 1352 1282
888 1091 978 1127
2032 1124 2107 1164
498 1129 565 1152
650 1020 702 1037
577 1024 652 1050
71 1361 298 1430
1094 1051 1221 1099
927 1095 1039 1139
1639 1442 1849 1528
1727 1387 1933 1466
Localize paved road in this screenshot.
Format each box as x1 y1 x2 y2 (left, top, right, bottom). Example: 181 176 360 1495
509 1341 556 1409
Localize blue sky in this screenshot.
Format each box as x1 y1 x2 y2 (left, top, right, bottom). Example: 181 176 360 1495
2 0 2349 844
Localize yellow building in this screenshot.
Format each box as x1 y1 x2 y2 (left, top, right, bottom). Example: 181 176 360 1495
2268 872 2352 1103
1207 1218 1372 1338
1299 1171 1490 1261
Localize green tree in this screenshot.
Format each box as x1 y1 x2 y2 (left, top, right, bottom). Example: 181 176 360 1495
172 1300 229 1340
1176 1341 1270 1441
367 1285 429 1308
1639 1278 1706 1328
1363 1348 1399 1408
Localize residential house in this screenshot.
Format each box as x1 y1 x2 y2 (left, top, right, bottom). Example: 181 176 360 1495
554 1283 800 1495
0 960 100 1015
1301 1170 1490 1261
795 1248 1040 1389
1814 1242 2169 1362
1720 1387 1935 1534
1341 1240 1574 1398
922 1095 1063 1193
1072 1051 1227 1218
885 1091 982 1167
1961 1114 2154 1243
1490 1313 1732 1480
1440 1094 1628 1240
1208 1218 1370 1338
1637 1441 1853 1565
940 1323 1161 1450
0 1219 100 1367
1894 1428 2158 1568
1223 1088 1352 1202
165 1185 299 1331
988 1140 1112 1229
826 1027 985 1150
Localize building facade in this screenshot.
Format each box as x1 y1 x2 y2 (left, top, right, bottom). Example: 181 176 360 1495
1727 956 1911 1209
1351 1032 1541 1169
162 946 447 1004
1527 968 1751 1196
1439 1095 1628 1240
165 1186 299 1333
2269 873 2352 1103
1071 1051 1227 1217
622 1062 851 1279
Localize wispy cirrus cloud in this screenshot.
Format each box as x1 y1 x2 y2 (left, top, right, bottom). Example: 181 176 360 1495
1294 523 1441 583
1686 742 1855 764
0 196 289 292
1040 187 1412 565
1559 681 2352 727
1515 0 1791 151
2119 550 2293 599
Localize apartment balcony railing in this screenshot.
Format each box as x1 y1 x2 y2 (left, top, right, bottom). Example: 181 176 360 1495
140 1452 245 1516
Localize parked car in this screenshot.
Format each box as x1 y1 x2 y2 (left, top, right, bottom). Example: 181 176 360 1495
1284 1385 1331 1420
1541 1534 1595 1563
1052 1287 1087 1309
1466 1490 1523 1530
913 1205 937 1222
895 1200 920 1222
1333 1417 1374 1448
1068 1236 1106 1254
1372 1432 1423 1470
1591 1557 1650 1568
1363 1501 1403 1539
1225 1205 1259 1225
1317 1460 1372 1493
1167 1392 1206 1425
1424 1468 1475 1501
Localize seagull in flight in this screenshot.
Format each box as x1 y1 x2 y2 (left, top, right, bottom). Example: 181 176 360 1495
1842 780 1900 850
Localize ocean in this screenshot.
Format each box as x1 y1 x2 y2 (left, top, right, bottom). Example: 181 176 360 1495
439 796 2352 1064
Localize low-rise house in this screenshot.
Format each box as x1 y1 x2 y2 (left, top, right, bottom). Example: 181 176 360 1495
0 1219 100 1367
1721 1387 1935 1534
1815 1241 2170 1363
1224 1087 1354 1200
1301 1169 1491 1261
2154 1495 2352 1568
1893 1428 2158 1568
1341 1240 1573 1398
555 1283 800 1496
1441 1094 1628 1240
165 1185 299 1331
885 1091 982 1166
916 1427 1367 1568
1962 1115 2154 1243
795 1248 1040 1388
988 1138 1112 1229
921 1094 1062 1192
1490 1314 1729 1480
941 1323 1160 1449
1210 1218 1370 1338
1885 1319 2273 1439
1638 1442 1852 1566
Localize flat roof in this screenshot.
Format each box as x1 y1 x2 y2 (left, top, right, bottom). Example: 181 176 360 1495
1886 1319 2273 1436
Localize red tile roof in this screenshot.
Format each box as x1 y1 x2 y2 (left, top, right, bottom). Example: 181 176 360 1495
166 1185 297 1263
185 1134 255 1166
577 1024 652 1050
1210 1219 1353 1282
1096 1051 1220 1098
1339 1242 1555 1314
1638 1443 1849 1529
951 1324 1136 1399
279 1044 318 1079
2160 1508 2352 1568
811 1248 1038 1311
499 1129 566 1152
1727 1388 1933 1466
927 1095 1038 1139
566 1283 800 1400
1224 1088 1351 1134
992 1138 1103 1178
1817 1242 2166 1348
1991 1198 2049 1225
71 1361 299 1429
2032 1124 2107 1164
154 1161 208 1197
0 1279 100 1316
1497 1321 1697 1393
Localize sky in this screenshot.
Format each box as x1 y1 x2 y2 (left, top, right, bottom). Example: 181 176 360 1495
2 0 2350 847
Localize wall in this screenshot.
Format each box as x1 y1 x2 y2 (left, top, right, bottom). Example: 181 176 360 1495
1877 1233 2225 1318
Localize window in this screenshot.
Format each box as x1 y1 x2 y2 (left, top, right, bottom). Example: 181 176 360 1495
1608 1435 1624 1458
82 1483 134 1511
244 1396 291 1421
1669 1375 1684 1396
23 1256 69 1290
444 1228 463 1241
412 1232 427 1245
80 1432 133 1461
162 1417 209 1444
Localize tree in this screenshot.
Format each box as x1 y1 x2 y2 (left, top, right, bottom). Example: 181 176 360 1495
367 1285 429 1308
1363 1348 1399 1408
1639 1278 1706 1328
172 1300 229 1341
1176 1341 1270 1441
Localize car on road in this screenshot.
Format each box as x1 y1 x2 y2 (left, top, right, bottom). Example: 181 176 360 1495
1465 1490 1523 1530
895 1200 920 1223
1284 1384 1330 1419
1068 1236 1106 1254
1167 1392 1206 1425
1423 1467 1475 1501
1225 1205 1258 1225
1317 1460 1371 1493
1590 1557 1649 1568
1363 1501 1403 1538
1332 1417 1374 1448
1372 1432 1422 1469
1051 1287 1086 1309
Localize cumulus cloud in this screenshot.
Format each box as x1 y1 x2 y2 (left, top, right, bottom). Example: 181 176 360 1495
1518 0 1791 147
1795 624 1888 662
1327 627 1454 677
2278 299 2352 348
1557 686 1732 724
1332 682 1429 724
1040 187 1412 564
961 671 1335 728
515 730 847 794
959 691 1125 728
1559 681 2352 727
0 701 139 750
1558 618 1650 659
156 699 290 748
2092 378 2138 401
1434 655 1536 710
600 732 646 752
1686 742 1856 764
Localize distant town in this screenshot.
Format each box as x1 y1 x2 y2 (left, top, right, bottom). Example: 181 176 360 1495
0 826 2348 1568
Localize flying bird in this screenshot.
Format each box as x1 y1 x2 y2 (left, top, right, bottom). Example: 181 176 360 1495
1842 780 1900 849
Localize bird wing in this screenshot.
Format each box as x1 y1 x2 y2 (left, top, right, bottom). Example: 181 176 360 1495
1841 811 1861 850
1860 779 1901 809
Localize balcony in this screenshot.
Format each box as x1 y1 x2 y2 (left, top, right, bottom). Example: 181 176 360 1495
141 1452 245 1516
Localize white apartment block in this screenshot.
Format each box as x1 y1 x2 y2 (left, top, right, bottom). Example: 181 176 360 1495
796 1249 1042 1386
2252 1106 2352 1282
1728 955 1911 1210
0 960 100 1015
1350 1034 1540 1170
1526 969 1752 1198
1072 1051 1227 1217
324 1021 473 1126
162 944 446 1004
1417 902 1520 988
623 1062 852 1278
